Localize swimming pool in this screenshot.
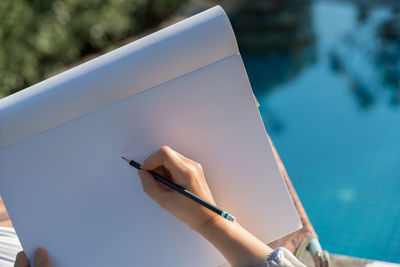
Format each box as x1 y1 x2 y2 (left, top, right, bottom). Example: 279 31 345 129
241 1 400 263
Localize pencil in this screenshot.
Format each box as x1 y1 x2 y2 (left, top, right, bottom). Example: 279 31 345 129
121 156 236 222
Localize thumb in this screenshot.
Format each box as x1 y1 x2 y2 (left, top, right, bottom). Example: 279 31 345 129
14 251 29 267
34 247 51 267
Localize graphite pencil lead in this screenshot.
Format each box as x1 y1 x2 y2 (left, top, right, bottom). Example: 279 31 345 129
120 155 130 163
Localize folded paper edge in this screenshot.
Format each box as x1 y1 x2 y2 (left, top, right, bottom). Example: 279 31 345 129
0 5 239 150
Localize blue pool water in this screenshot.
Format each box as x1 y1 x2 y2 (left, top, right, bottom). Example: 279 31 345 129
242 1 400 263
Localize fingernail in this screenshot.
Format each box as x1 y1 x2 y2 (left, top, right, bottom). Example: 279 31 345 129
137 170 144 178
35 247 46 257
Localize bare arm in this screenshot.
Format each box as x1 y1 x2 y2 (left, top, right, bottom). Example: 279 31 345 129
138 146 272 266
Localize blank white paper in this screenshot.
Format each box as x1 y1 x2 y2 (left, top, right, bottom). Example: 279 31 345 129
0 6 301 267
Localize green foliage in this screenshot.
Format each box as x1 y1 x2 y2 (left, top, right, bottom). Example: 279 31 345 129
0 0 185 97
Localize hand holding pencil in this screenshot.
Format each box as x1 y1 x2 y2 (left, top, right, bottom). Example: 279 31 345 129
133 146 224 231
130 146 273 266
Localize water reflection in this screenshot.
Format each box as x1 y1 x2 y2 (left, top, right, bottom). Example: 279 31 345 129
376 7 400 106
230 0 399 116
230 0 317 133
328 4 400 109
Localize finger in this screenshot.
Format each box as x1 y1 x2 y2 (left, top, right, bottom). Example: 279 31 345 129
156 148 201 174
14 251 29 267
152 166 172 191
34 247 51 267
137 170 167 199
142 146 187 178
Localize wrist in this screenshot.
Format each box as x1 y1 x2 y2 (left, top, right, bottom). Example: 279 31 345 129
195 213 235 237
186 207 222 232
195 215 273 267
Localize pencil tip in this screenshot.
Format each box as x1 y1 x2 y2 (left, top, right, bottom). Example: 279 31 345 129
120 155 130 163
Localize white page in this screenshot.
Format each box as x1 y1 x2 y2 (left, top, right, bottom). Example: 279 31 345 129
0 6 301 267
0 6 237 150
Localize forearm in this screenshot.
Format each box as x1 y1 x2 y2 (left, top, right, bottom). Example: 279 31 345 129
197 216 273 267
138 147 273 266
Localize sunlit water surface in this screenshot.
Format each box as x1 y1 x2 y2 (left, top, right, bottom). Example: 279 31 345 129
243 1 400 263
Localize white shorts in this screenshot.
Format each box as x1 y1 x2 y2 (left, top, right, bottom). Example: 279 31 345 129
0 227 22 267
